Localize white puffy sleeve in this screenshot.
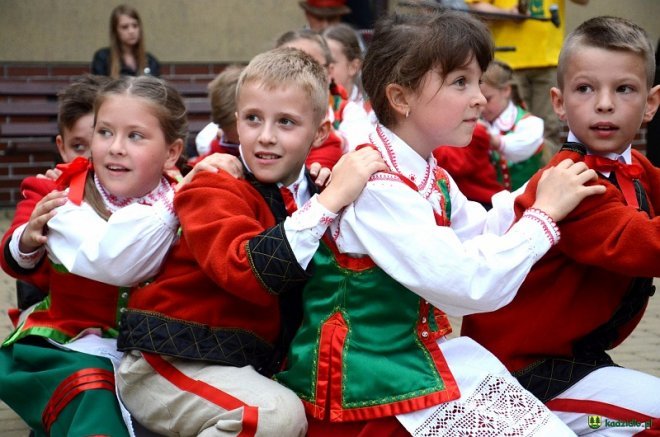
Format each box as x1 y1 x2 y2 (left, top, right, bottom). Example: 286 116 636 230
46 199 179 286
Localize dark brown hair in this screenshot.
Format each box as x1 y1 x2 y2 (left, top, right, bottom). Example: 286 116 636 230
57 74 110 134
362 11 493 127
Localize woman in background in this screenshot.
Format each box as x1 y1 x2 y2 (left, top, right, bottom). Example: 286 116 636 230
91 4 160 78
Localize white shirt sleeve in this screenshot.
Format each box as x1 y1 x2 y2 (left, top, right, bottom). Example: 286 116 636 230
333 180 556 317
9 223 47 269
283 194 337 269
45 199 179 286
496 115 544 163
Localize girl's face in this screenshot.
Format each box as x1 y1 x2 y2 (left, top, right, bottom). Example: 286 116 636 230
116 14 140 48
396 57 486 158
480 82 511 123
92 95 182 198
327 38 360 94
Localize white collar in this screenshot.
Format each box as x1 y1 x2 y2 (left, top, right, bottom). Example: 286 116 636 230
567 131 632 164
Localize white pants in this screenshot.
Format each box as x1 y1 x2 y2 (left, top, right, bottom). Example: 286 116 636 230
117 351 307 437
548 366 660 436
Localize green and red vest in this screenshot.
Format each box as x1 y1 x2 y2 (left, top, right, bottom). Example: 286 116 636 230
275 239 460 422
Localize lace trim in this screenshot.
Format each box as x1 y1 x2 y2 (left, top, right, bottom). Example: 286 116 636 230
412 375 552 437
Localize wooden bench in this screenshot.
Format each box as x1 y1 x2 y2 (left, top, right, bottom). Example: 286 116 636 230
0 81 212 157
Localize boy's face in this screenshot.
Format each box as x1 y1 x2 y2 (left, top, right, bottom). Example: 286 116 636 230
237 80 327 186
305 11 341 32
55 113 94 163
551 46 660 156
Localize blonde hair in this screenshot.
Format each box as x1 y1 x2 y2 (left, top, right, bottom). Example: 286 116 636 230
207 65 244 130
236 47 329 125
482 60 524 108
558 16 656 89
109 4 147 79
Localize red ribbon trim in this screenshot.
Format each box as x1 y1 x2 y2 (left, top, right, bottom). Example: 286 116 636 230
55 156 91 205
584 155 643 209
141 352 259 437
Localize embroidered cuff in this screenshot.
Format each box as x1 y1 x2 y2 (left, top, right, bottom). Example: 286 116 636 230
10 224 46 269
286 194 337 240
523 208 560 246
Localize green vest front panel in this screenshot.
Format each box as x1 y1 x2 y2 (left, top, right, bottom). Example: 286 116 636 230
276 242 455 419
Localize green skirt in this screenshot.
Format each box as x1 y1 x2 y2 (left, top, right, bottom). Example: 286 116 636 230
0 338 129 437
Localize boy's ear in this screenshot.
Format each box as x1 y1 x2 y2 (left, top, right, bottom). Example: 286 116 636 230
312 119 331 148
55 134 66 159
643 84 660 123
385 83 410 119
550 87 567 121
164 139 184 169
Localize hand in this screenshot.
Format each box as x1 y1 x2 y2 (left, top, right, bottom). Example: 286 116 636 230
531 159 606 221
36 167 63 181
177 153 244 191
317 147 387 213
19 190 68 253
308 162 332 189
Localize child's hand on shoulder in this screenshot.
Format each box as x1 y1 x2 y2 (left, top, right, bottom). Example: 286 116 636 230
19 190 67 253
532 159 606 222
308 162 332 189
318 147 387 213
177 153 244 191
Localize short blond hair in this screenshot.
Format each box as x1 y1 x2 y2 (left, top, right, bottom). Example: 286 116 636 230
207 65 244 129
558 16 655 89
237 47 329 125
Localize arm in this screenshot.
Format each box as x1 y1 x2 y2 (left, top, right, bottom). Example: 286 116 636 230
45 187 179 286
335 178 557 316
90 48 109 76
495 116 545 163
516 165 660 277
465 1 519 14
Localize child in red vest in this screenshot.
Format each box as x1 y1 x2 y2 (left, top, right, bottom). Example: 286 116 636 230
463 16 660 435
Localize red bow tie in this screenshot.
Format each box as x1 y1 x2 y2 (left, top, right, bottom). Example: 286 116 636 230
279 186 298 215
55 156 91 205
584 155 643 209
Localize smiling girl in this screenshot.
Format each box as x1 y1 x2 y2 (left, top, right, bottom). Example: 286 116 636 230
0 75 187 436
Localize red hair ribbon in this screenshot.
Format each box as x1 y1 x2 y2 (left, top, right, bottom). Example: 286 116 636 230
584 155 643 209
54 156 91 206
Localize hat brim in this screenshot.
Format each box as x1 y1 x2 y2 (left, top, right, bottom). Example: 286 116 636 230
299 2 351 17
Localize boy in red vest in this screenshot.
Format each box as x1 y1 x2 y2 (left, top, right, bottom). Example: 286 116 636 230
463 16 660 435
116 47 385 436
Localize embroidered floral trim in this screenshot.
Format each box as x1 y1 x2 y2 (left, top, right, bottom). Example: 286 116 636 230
412 374 553 437
95 174 174 215
522 208 560 246
373 125 432 192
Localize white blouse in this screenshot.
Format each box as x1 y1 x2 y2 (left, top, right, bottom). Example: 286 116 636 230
330 125 559 317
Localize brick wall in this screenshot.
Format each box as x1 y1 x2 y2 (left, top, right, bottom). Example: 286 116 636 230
0 62 651 207
0 62 227 207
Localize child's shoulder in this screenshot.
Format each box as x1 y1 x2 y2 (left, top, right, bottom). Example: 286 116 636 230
19 175 57 197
